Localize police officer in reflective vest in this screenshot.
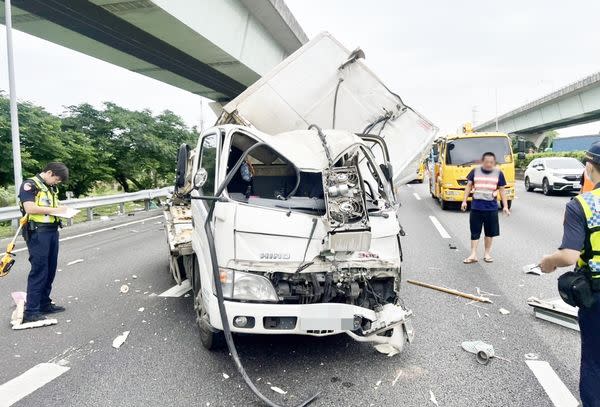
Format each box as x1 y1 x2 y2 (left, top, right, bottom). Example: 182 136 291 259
18 162 70 323
540 142 600 406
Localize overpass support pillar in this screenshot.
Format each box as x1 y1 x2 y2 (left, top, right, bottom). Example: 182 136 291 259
514 133 547 149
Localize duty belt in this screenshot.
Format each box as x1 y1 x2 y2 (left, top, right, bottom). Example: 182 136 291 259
28 221 60 231
576 267 600 292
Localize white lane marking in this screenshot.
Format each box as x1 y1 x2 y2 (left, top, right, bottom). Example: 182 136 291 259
428 216 451 239
0 363 70 406
413 193 421 201
525 361 579 407
12 215 163 254
159 279 192 297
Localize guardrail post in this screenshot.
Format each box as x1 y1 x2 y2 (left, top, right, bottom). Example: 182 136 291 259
119 202 125 215
87 208 94 221
144 199 150 211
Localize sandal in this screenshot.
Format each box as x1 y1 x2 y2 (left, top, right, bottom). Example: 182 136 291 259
484 257 494 263
463 258 478 264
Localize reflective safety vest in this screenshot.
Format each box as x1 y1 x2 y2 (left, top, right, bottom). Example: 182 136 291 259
472 167 500 201
25 176 59 224
576 188 600 290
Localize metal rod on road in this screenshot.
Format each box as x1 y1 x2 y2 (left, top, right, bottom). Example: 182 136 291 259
4 0 23 207
407 279 493 303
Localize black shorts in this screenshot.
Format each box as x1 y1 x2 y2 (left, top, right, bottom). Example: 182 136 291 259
469 209 499 240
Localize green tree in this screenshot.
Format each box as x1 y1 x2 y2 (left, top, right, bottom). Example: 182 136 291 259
62 102 198 192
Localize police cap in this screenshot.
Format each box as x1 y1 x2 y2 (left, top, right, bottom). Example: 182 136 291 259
585 141 600 165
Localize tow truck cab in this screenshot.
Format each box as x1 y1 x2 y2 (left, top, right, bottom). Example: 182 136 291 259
430 123 515 209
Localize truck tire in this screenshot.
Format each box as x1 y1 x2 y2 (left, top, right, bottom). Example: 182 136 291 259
192 258 224 350
440 199 449 210
175 143 190 191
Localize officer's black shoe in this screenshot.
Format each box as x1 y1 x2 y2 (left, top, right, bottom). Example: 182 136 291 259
22 313 47 323
41 304 66 314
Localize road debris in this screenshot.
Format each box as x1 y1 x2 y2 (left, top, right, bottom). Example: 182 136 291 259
391 370 403 386
10 291 58 330
270 386 287 395
100 216 110 221
112 331 130 349
461 341 496 365
429 390 439 406
132 275 138 279
374 343 401 357
67 259 84 266
523 264 542 275
222 373 230 379
120 285 129 294
407 279 493 303
499 308 511 315
527 297 579 331
525 353 540 360
448 242 457 250
138 307 144 312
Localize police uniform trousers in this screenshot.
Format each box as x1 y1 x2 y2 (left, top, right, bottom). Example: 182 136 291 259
24 228 59 317
579 292 600 406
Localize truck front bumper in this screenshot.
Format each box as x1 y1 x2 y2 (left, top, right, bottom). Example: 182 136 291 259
441 186 515 202
205 296 414 350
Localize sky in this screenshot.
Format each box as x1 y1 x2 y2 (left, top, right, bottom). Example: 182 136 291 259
1 0 600 137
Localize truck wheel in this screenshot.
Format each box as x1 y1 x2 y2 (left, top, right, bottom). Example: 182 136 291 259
192 259 224 350
440 199 449 210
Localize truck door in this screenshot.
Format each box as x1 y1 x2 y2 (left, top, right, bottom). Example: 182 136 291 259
191 131 220 288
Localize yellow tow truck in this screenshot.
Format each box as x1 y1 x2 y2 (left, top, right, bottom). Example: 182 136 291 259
429 123 515 210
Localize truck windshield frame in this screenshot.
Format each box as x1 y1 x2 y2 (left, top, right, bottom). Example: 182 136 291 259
446 137 511 166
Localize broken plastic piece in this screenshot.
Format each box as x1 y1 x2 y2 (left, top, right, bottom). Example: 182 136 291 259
499 308 510 315
222 373 230 379
523 264 542 275
429 390 439 406
112 331 130 349
120 285 129 294
67 259 84 266
270 386 287 395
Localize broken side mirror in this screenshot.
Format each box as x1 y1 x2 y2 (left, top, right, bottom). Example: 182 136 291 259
194 168 208 188
379 162 394 183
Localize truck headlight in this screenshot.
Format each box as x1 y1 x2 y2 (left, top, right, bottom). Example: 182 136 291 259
218 269 278 302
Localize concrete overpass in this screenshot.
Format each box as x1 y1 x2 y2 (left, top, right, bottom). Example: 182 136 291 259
475 72 600 146
0 0 308 101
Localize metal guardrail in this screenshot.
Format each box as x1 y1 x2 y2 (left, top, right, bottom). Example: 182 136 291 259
0 187 172 222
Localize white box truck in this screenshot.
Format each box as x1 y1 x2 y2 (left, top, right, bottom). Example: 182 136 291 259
165 31 437 404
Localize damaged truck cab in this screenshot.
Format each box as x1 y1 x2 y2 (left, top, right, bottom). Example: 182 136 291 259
165 32 437 355
188 124 414 352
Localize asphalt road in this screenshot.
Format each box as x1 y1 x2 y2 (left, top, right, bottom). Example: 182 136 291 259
0 183 582 407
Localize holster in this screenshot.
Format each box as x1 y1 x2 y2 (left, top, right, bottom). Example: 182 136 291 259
558 271 596 309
